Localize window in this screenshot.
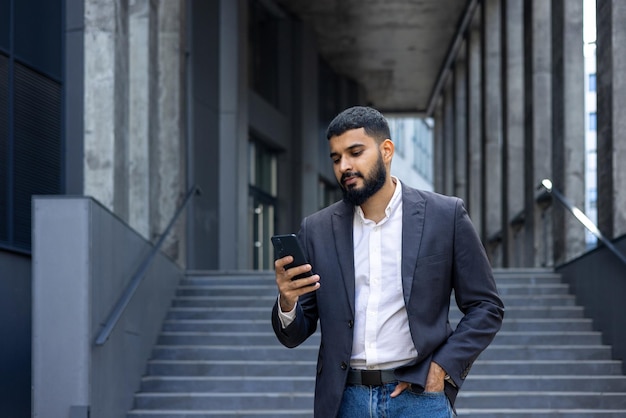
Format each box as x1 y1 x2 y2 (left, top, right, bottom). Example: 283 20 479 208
248 0 281 108
388 118 405 156
588 73 596 92
318 179 341 210
588 187 597 209
248 138 277 270
588 112 597 131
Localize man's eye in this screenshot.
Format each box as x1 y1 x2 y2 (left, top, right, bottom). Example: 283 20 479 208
352 151 362 157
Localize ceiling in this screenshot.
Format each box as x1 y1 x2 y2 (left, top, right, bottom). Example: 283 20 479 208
275 0 474 114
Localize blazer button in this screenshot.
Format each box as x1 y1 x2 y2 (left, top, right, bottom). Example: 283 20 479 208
340 362 348 370
348 320 354 328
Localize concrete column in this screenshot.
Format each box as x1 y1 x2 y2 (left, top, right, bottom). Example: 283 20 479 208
524 0 553 267
596 0 626 238
186 0 220 270
295 25 320 218
482 0 503 265
128 0 157 239
551 0 586 264
433 98 445 194
151 0 186 263
467 24 484 239
218 0 248 269
454 51 468 204
84 0 130 219
503 0 525 267
443 78 455 196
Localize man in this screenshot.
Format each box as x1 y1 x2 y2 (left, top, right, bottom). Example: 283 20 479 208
271 106 504 417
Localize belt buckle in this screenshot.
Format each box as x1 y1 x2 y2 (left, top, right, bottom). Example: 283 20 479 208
361 369 382 386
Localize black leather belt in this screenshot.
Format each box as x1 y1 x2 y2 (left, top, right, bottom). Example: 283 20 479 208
346 368 397 386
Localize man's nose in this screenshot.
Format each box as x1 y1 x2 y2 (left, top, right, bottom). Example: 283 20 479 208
339 157 352 173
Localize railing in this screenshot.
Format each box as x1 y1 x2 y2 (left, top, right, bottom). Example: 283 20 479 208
538 178 626 268
94 185 200 346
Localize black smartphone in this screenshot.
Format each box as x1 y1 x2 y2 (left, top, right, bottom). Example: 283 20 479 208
271 234 314 280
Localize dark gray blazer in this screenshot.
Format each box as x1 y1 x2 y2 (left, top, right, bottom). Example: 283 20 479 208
272 184 504 418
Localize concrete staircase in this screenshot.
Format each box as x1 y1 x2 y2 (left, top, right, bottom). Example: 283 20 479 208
127 268 626 417
127 271 316 417
455 268 626 417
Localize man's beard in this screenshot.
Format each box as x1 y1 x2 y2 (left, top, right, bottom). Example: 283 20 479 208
340 153 387 206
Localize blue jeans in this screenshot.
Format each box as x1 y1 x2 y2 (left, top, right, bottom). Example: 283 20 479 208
337 383 455 418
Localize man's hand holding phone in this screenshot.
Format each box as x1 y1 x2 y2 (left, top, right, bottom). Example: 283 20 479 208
274 255 320 312
271 234 320 312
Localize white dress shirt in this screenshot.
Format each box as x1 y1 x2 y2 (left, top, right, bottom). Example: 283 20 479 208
350 177 417 370
278 177 417 370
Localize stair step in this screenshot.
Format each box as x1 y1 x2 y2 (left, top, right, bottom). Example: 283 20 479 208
495 283 571 295
461 375 626 392
470 360 623 375
450 345 613 361
491 331 602 345
450 306 585 320
165 307 271 320
146 360 316 377
133 392 314 410
163 318 595 333
150 345 317 361
128 409 313 417
172 296 276 308
455 391 626 409
455 409 626 418
139 376 315 392
149 344 611 362
496 318 593 332
153 331 602 347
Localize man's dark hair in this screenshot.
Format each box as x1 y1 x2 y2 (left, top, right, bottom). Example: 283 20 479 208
325 106 391 143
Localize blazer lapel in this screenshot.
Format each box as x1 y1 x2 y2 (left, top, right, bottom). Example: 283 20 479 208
332 201 356 315
401 184 426 305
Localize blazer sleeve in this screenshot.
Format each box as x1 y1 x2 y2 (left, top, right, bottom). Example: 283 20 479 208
432 198 505 387
271 221 319 348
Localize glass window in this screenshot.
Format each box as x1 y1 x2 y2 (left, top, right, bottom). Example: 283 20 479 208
318 178 341 210
588 112 596 131
248 138 278 270
248 0 280 108
588 73 596 92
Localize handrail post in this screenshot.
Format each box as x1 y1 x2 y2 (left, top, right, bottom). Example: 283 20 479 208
94 185 200 346
538 179 626 268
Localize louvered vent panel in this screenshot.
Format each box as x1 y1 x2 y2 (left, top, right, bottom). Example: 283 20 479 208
13 62 62 249
0 54 8 243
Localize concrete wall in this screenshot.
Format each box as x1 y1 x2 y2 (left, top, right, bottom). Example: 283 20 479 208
82 0 187 265
557 235 626 373
0 251 31 418
32 197 182 418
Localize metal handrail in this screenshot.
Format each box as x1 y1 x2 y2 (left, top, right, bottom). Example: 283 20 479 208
538 179 626 267
95 184 200 346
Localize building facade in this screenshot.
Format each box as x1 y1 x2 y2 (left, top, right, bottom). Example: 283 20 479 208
2 0 626 416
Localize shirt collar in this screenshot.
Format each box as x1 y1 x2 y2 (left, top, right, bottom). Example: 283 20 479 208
355 176 402 224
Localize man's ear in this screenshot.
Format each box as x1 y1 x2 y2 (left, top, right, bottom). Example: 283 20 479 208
381 139 394 162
